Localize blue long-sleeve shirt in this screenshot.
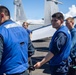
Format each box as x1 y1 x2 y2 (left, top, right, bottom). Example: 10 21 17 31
70 28 76 58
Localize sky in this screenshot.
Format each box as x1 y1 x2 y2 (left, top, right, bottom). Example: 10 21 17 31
0 0 76 24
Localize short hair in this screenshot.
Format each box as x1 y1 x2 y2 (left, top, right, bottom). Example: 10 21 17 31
0 6 10 18
66 17 74 23
52 12 64 21
22 22 29 26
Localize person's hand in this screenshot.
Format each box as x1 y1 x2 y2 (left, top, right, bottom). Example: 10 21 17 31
34 62 41 69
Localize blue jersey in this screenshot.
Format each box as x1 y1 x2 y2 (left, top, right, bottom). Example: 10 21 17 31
26 29 32 35
0 20 29 74
49 25 71 73
70 28 76 59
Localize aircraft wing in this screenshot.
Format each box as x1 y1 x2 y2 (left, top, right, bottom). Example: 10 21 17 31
31 24 56 41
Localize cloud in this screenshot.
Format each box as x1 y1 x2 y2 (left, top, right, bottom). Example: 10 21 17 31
64 5 76 19
27 5 76 24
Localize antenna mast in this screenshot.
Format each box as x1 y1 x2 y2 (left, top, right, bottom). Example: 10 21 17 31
44 0 62 25
14 0 26 23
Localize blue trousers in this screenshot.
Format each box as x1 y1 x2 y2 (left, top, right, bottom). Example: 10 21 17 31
50 66 68 75
50 72 67 75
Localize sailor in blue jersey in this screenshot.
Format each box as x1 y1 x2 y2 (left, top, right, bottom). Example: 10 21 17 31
22 22 32 39
66 17 76 66
0 6 32 75
22 22 35 74
34 12 72 75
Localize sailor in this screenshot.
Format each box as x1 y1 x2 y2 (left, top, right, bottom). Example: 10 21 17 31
0 5 30 75
34 12 72 75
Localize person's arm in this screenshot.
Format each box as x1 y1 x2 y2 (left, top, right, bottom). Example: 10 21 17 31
30 33 32 39
0 36 3 66
49 32 67 55
39 51 54 66
28 36 35 60
34 51 54 68
29 30 32 39
34 32 67 68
